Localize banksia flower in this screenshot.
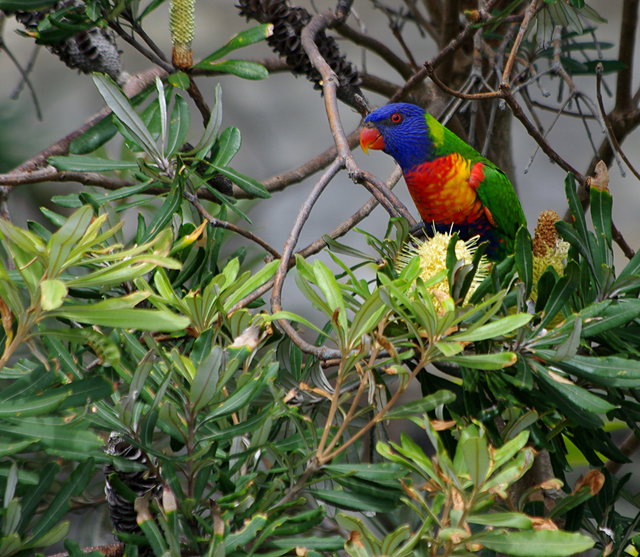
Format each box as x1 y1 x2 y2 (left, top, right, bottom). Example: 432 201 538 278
399 232 489 308
11 0 122 80
104 433 162 555
170 0 195 68
532 210 569 293
236 0 364 110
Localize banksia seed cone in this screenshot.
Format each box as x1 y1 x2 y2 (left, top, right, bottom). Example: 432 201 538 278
532 210 569 296
11 0 122 80
170 0 195 68
104 433 162 555
237 0 364 110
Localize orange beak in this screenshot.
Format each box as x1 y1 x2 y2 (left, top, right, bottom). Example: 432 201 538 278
359 125 385 154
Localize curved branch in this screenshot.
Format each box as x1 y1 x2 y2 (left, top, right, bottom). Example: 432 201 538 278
301 10 414 223
390 0 502 102
335 22 414 79
184 191 281 259
270 159 343 360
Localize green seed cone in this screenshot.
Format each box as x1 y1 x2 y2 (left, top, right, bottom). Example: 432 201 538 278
170 0 195 67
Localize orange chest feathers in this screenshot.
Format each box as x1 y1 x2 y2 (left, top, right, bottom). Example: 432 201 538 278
403 153 490 226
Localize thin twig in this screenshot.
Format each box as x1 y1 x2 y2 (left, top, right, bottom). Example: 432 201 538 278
390 0 502 102
110 21 174 73
596 65 640 182
0 167 133 189
501 0 539 86
335 22 414 79
187 78 211 125
270 159 343 360
184 191 281 259
322 353 429 462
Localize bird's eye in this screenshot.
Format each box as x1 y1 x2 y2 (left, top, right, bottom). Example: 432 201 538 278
390 113 403 123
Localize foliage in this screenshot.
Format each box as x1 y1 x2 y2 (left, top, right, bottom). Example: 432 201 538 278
1 1 640 557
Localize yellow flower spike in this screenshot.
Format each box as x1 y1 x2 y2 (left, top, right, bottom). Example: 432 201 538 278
170 0 195 68
398 231 490 309
532 210 570 300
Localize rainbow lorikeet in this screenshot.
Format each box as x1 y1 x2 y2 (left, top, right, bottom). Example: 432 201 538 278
359 103 526 260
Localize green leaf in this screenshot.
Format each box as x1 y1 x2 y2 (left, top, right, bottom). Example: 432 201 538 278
348 290 387 345
461 435 490 486
538 352 640 388
16 462 57 536
210 164 270 198
467 512 532 529
139 179 183 243
167 71 190 89
0 0 56 8
49 155 138 171
27 459 94 544
40 279 68 310
385 390 456 419
515 227 533 297
93 74 163 161
69 116 118 154
193 84 222 157
203 362 277 421
212 126 241 167
324 463 405 483
4 418 103 455
334 475 401 502
548 486 594 518
443 352 517 370
204 60 269 80
449 313 532 342
24 521 69 549
190 347 223 413
222 259 280 309
166 94 190 157
580 299 640 337
312 260 347 330
224 514 267 549
538 262 578 329
268 536 344 551
492 431 530 470
197 24 273 64
136 507 168 556
310 488 399 513
50 297 190 332
0 439 37 457
553 316 581 360
47 205 94 276
268 310 329 338
471 529 594 556
0 391 70 418
590 186 612 253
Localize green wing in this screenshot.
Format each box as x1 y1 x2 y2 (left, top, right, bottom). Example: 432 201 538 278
476 162 527 240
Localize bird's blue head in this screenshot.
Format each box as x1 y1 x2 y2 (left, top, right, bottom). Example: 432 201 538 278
360 103 433 171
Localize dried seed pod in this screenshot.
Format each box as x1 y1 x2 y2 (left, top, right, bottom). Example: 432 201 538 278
11 0 123 80
104 433 162 554
237 0 364 110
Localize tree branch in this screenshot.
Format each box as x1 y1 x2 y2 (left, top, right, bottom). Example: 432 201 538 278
614 0 639 114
